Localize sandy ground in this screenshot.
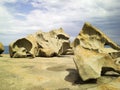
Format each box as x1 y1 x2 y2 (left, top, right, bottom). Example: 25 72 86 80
0 54 120 90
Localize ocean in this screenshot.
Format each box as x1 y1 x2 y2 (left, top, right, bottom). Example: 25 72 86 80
4 46 9 54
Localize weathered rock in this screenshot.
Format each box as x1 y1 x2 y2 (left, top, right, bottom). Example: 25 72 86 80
58 41 73 55
9 28 72 58
74 46 120 81
39 48 57 57
34 28 72 57
0 42 4 54
73 22 120 51
9 35 38 58
73 22 120 81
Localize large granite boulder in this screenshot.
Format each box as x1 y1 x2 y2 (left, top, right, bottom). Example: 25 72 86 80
73 22 120 81
9 28 73 58
35 28 73 57
73 22 120 50
9 35 39 58
0 42 4 54
74 46 120 81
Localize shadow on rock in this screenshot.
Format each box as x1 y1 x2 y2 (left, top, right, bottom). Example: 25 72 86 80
101 67 120 77
0 54 4 57
65 69 97 85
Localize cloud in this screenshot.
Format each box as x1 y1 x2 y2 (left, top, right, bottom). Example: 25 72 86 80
0 0 120 45
0 5 14 33
0 0 16 3
29 0 120 29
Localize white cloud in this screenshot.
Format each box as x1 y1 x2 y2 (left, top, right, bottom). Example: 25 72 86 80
31 0 109 18
0 0 120 45
0 0 16 3
0 5 15 33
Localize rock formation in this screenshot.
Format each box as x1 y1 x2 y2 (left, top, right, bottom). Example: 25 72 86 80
35 29 72 57
0 42 4 54
9 28 73 58
73 22 120 81
9 35 38 58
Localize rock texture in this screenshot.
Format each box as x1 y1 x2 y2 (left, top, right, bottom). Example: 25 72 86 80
1 54 120 90
0 42 4 54
35 29 72 57
9 28 73 58
9 35 38 58
73 22 120 81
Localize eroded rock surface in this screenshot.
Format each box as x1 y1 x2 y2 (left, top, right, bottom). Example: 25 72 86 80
9 28 73 58
35 29 72 57
73 22 120 81
9 35 38 58
73 22 120 50
0 42 4 54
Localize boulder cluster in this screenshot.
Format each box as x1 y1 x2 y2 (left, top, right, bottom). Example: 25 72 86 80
9 28 73 58
1 22 120 82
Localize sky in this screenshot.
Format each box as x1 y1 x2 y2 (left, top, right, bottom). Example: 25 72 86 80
0 0 120 45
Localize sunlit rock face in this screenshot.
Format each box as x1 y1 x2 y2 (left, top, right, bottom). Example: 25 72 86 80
35 28 72 57
73 22 120 81
73 22 120 51
0 42 4 54
9 28 73 58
